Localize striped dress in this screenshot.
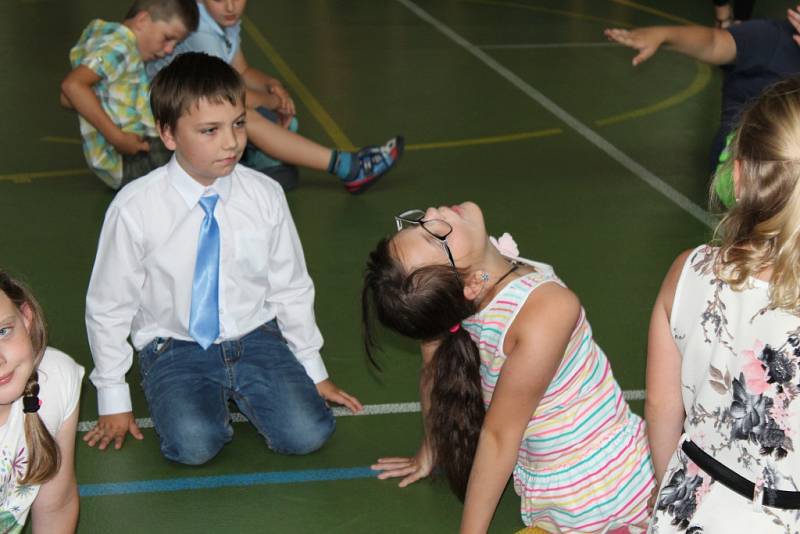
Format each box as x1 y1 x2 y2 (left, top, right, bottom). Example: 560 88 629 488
462 260 654 533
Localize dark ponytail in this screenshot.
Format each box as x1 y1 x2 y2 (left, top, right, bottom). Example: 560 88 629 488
363 238 485 500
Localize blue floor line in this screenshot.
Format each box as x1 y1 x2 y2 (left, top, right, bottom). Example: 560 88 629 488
79 466 378 497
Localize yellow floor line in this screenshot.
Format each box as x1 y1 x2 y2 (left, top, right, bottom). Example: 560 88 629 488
467 0 634 29
14 3 701 184
407 128 562 151
241 16 357 152
611 0 697 26
595 61 711 127
0 168 90 184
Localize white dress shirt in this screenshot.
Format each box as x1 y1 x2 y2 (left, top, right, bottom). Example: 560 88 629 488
86 157 327 415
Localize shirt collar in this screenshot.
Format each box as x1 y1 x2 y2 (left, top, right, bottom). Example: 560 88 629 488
197 2 235 40
167 155 232 208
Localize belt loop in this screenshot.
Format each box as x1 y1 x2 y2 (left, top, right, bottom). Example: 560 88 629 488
752 477 764 512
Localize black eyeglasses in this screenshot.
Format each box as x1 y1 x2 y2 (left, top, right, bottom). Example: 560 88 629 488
395 209 457 272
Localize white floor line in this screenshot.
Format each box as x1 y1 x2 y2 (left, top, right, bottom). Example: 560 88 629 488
480 42 618 50
397 0 715 230
77 393 646 432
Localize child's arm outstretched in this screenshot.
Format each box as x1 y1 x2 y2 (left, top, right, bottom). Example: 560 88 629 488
604 25 736 67
231 50 296 126
645 250 691 487
371 340 437 485
29 408 79 534
60 66 150 155
460 283 578 534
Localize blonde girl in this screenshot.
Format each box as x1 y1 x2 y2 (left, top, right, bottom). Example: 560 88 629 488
0 271 84 533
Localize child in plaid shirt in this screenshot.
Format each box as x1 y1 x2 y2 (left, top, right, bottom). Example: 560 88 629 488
60 0 199 190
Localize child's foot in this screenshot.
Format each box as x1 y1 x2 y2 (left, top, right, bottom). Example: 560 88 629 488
334 136 404 195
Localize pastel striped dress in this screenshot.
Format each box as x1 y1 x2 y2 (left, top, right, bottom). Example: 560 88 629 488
461 260 654 533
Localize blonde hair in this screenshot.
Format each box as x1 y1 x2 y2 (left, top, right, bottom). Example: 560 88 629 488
712 77 800 313
0 271 60 484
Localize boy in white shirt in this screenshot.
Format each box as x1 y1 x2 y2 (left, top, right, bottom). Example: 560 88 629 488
84 51 362 464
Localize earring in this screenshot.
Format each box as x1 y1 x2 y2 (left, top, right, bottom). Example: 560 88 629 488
480 272 490 282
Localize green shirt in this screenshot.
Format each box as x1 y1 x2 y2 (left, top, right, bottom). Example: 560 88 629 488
70 19 156 188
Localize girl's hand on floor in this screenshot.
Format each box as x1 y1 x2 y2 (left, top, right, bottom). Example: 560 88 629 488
372 443 434 487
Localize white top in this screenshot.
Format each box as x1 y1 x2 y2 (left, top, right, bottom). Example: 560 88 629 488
85 157 327 415
0 347 84 530
672 245 800 491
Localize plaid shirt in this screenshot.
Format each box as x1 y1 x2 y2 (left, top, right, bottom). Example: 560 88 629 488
70 19 156 188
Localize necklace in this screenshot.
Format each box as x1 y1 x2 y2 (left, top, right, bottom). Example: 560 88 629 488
477 262 520 308
493 261 519 287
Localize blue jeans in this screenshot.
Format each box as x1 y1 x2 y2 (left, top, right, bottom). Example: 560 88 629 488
138 320 335 465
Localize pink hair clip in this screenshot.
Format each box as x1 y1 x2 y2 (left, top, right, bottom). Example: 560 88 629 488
449 324 461 333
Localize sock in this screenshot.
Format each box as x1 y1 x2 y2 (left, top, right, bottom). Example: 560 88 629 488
328 150 357 181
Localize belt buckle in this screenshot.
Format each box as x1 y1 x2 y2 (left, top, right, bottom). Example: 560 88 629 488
752 478 764 512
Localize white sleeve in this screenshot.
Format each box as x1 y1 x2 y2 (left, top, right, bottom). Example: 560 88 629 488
266 192 328 383
38 348 85 436
85 204 145 415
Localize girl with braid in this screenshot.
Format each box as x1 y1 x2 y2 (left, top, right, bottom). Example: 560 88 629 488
362 204 654 533
0 271 83 533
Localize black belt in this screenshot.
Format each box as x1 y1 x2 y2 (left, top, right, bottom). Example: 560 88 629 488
681 440 800 509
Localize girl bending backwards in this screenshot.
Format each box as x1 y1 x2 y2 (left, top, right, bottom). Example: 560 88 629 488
362 204 655 533
0 271 84 533
647 78 800 532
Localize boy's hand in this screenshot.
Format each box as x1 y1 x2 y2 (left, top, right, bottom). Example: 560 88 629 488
789 7 800 46
112 131 150 156
604 27 664 66
83 412 144 450
316 379 363 413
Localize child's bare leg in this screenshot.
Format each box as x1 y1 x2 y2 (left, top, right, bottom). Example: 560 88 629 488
245 109 330 170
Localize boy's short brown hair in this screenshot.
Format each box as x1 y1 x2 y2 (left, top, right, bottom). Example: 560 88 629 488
150 52 246 132
126 0 199 32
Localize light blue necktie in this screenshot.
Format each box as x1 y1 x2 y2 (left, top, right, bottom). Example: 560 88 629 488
189 194 220 349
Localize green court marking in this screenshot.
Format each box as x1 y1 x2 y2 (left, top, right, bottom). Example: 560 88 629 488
0 168 90 184
595 60 711 127
241 16 358 152
466 0 634 29
17 3 706 180
611 0 697 25
465 0 711 132
406 128 563 151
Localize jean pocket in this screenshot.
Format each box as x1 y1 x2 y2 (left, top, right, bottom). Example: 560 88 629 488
138 337 173 380
259 320 287 342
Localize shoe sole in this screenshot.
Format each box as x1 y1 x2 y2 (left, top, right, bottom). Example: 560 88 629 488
346 135 405 195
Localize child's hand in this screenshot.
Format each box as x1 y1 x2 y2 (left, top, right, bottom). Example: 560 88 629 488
83 412 144 450
268 84 296 119
315 379 363 413
604 28 663 66
112 131 150 156
372 444 434 487
788 7 800 46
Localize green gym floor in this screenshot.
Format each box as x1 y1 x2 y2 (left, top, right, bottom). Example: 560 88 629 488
1 0 791 532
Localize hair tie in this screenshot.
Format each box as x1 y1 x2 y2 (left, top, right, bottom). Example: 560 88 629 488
23 395 41 414
22 382 40 414
449 324 461 333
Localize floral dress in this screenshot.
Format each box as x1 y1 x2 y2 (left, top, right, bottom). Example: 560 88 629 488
650 246 800 533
